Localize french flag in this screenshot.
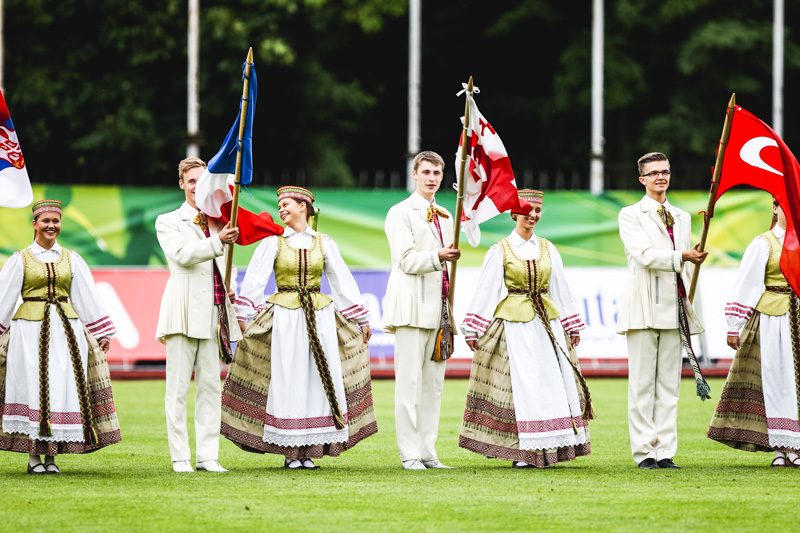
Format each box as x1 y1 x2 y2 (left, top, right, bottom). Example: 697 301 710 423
0 89 32 208
195 59 282 245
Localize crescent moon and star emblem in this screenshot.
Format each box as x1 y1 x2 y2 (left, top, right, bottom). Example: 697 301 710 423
739 136 783 176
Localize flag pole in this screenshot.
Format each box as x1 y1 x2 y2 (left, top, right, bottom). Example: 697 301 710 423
223 47 254 291
688 92 736 302
447 76 473 305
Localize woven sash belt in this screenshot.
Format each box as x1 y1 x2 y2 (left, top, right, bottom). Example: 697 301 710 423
276 285 344 430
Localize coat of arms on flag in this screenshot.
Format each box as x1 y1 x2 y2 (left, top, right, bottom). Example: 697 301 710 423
0 89 32 208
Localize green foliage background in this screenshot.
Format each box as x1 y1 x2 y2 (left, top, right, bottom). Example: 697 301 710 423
3 0 797 187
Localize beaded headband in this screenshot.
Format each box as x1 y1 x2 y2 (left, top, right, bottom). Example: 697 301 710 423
32 199 63 218
276 185 315 206
517 189 544 204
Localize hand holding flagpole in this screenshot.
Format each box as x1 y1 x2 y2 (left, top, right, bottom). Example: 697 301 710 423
688 93 736 302
448 76 473 305
224 47 254 290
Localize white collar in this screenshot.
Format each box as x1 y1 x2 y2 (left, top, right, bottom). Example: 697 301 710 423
772 225 786 239
411 191 437 208
507 230 538 247
283 225 316 237
641 194 673 211
30 240 62 256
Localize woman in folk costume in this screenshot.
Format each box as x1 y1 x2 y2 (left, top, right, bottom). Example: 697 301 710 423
221 186 377 469
708 201 800 467
0 200 120 475
459 189 593 468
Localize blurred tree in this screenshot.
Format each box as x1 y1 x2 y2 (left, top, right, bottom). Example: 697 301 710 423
4 0 406 185
2 0 797 188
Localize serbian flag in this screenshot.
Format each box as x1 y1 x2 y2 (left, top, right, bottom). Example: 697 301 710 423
714 105 800 294
195 60 282 245
0 89 32 208
456 89 529 247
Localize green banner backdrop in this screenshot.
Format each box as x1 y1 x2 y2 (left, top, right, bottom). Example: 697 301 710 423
0 186 772 268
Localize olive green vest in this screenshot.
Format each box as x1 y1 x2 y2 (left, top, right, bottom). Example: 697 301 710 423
12 246 79 321
493 237 560 322
266 233 333 311
755 230 790 316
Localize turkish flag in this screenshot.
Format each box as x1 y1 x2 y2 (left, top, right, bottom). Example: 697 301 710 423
715 106 800 294
456 93 529 247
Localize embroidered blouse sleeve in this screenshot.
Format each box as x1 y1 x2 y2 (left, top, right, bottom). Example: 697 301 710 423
0 253 23 334
322 235 369 324
69 251 116 338
235 236 278 323
547 241 585 334
460 244 504 341
726 236 769 336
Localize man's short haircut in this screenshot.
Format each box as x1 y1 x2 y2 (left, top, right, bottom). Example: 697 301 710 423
637 152 669 176
178 157 207 181
413 151 445 172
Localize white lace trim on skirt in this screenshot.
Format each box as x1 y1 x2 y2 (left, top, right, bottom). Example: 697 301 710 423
2 418 86 443
519 428 590 451
262 427 349 447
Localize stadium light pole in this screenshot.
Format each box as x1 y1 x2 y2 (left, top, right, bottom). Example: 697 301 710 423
186 0 201 158
406 0 421 192
590 0 604 195
773 0 784 137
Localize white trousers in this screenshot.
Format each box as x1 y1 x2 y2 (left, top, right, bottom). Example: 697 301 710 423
164 311 222 463
393 326 447 462
626 328 682 463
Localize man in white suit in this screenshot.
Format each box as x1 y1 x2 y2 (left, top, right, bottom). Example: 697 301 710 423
155 157 242 473
617 152 708 469
384 151 461 470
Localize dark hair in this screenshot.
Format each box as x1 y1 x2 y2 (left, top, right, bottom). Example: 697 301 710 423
637 152 668 176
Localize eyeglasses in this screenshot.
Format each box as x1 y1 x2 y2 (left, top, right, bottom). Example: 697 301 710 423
641 170 671 178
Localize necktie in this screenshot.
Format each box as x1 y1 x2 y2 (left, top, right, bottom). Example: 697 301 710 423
657 205 675 228
426 204 449 222
193 211 209 234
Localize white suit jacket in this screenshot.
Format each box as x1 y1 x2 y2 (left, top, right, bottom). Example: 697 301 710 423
155 202 242 342
383 192 454 332
616 196 703 334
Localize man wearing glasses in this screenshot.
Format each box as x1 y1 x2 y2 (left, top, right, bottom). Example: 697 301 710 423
617 152 708 469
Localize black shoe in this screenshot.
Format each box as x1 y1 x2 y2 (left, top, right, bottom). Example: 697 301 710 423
27 462 46 475
637 458 659 469
657 458 680 469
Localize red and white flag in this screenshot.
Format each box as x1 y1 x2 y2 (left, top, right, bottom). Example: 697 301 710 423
456 89 528 247
0 89 32 208
714 105 800 294
195 170 283 245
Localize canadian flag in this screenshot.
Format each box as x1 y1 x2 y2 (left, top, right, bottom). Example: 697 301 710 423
456 92 529 247
195 171 283 246
715 105 800 294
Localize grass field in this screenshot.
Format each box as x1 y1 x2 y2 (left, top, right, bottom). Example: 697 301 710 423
0 378 796 532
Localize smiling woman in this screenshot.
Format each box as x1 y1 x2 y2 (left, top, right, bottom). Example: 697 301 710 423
0 199 121 475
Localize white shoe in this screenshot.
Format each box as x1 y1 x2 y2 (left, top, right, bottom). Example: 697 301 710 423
196 460 228 473
422 459 453 469
402 459 426 470
172 460 194 473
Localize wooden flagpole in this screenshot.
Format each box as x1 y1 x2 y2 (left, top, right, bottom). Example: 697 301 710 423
223 47 254 290
447 76 473 305
688 93 736 302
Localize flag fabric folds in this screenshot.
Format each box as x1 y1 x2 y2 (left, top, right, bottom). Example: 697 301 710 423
207 60 257 186
0 89 32 208
196 59 282 245
715 105 800 294
456 92 529 247
195 172 282 246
